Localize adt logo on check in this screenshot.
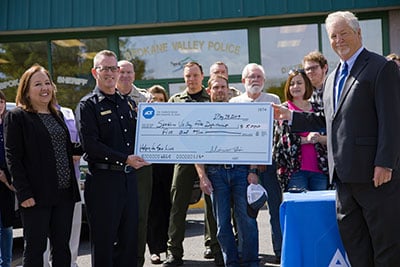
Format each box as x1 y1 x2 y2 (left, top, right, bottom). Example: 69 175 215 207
143 107 155 119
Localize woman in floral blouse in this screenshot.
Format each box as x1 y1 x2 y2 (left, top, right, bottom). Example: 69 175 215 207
273 69 328 191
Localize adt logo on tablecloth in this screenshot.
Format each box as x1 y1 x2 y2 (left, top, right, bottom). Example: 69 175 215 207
316 224 350 267
143 107 155 119
328 249 351 267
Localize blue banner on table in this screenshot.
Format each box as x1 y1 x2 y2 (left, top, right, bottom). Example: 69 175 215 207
135 102 273 164
280 191 350 267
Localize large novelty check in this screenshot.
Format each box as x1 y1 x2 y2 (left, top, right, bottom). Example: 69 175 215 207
134 102 273 164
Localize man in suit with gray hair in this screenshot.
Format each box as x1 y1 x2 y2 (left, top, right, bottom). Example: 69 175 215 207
273 11 400 267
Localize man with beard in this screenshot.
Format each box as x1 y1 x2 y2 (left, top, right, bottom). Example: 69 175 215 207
229 63 280 104
195 74 260 267
229 63 283 263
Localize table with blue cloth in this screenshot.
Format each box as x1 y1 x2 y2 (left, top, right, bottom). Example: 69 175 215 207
280 190 350 267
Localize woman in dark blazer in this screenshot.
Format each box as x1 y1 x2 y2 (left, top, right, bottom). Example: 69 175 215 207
4 64 81 267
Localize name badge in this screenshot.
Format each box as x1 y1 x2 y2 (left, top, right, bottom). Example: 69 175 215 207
100 110 112 116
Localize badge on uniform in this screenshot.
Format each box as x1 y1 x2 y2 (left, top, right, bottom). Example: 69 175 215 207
100 110 112 115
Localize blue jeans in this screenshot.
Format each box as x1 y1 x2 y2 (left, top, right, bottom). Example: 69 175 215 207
208 165 259 267
259 162 282 257
288 170 328 191
0 214 13 267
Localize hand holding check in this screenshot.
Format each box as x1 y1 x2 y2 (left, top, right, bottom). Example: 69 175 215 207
126 154 151 169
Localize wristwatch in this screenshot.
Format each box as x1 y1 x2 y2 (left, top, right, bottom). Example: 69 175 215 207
248 168 259 175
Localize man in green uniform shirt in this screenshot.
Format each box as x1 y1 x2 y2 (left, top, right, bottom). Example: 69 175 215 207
163 62 210 266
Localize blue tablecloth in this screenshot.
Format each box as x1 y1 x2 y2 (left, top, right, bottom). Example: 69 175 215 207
280 190 350 267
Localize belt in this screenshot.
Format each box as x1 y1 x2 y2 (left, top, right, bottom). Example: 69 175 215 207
214 164 245 170
90 163 133 173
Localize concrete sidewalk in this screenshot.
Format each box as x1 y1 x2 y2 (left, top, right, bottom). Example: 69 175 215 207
74 205 280 266
12 201 280 267
140 205 280 267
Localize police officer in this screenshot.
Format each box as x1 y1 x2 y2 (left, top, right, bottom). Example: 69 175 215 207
75 50 149 267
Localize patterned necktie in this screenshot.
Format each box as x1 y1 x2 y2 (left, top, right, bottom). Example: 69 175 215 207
335 61 348 108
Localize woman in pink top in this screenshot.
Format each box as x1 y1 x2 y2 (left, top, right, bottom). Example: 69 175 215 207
273 69 328 191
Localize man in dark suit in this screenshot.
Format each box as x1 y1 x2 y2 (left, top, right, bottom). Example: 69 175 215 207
274 11 400 267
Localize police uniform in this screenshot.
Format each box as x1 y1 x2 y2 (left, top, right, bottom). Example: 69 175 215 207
166 88 212 259
128 85 152 104
76 87 138 267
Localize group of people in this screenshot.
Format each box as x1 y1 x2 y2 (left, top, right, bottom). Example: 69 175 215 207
1 9 400 267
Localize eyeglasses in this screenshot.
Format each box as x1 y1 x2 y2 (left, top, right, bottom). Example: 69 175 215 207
95 66 120 72
304 65 320 72
288 68 305 76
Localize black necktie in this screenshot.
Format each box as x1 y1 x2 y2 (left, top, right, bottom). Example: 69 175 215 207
335 62 348 108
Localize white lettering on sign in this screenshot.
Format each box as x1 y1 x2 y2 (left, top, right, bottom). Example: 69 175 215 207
207 41 240 55
57 76 87 86
0 79 19 90
123 39 242 61
123 43 168 59
171 40 205 52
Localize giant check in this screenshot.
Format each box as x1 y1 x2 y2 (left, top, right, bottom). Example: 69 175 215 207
135 102 273 164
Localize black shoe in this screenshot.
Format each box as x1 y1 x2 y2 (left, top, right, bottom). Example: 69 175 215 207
203 248 213 259
213 252 224 266
162 255 183 266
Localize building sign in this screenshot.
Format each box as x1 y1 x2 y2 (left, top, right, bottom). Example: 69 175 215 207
120 29 248 79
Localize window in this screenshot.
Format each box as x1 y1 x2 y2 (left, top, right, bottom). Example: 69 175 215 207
260 19 383 99
260 24 319 89
0 41 48 102
119 30 248 80
51 38 107 109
